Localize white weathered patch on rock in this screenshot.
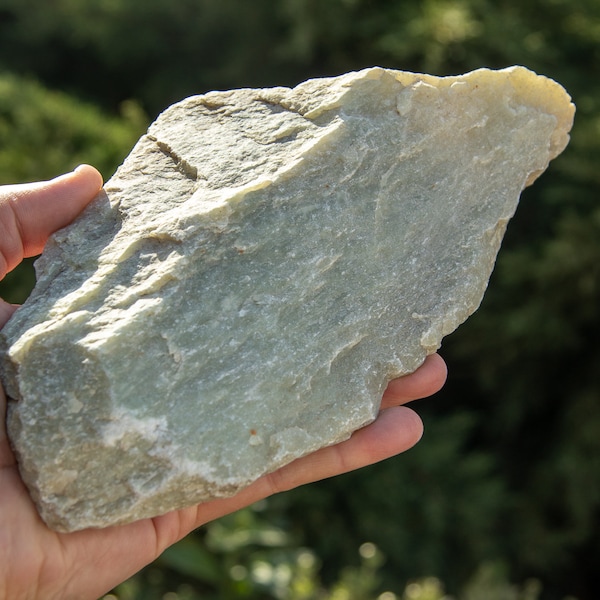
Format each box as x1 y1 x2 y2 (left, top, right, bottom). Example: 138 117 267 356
0 66 574 531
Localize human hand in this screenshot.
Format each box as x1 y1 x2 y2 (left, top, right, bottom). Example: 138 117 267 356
0 166 447 600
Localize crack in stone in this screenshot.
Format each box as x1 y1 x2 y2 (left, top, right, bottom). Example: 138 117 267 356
256 96 302 116
147 134 199 181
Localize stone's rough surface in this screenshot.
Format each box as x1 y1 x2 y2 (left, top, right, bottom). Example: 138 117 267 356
0 67 573 532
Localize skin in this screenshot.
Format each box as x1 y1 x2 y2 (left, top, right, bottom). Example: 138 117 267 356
0 166 447 600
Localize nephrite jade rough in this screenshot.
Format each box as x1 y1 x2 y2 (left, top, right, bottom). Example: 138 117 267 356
0 66 574 531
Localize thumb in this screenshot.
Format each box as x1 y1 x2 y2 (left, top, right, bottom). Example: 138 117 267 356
0 165 103 279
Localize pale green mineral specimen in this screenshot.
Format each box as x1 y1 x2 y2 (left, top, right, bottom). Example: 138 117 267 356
0 67 574 531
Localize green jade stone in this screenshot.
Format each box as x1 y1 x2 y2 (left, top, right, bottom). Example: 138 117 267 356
0 66 574 531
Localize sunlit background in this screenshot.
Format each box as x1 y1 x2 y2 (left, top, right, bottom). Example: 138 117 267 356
0 1 599 599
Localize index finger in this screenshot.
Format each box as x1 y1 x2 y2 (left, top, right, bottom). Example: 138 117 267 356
380 353 447 409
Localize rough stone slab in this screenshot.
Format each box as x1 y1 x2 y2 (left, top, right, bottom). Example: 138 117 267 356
0 66 574 532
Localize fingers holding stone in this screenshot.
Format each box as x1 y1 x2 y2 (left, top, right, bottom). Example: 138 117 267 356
260 405 423 496
182 405 424 528
380 353 447 409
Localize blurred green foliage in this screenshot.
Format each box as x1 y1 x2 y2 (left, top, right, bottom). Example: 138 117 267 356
0 0 598 598
0 73 147 184
0 72 146 302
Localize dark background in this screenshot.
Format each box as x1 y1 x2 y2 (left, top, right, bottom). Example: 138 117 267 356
0 1 598 599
